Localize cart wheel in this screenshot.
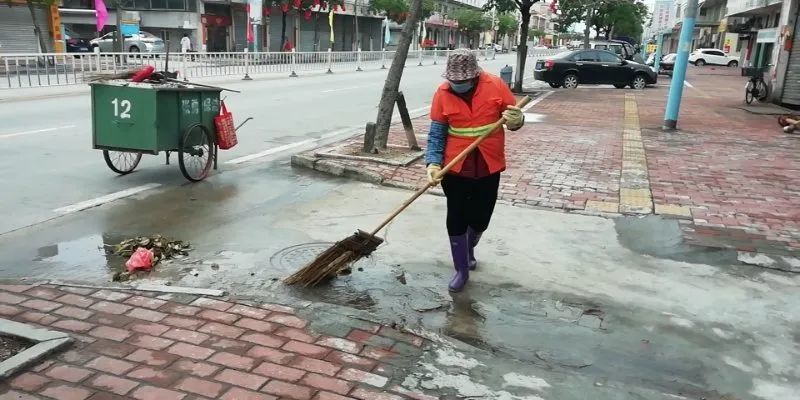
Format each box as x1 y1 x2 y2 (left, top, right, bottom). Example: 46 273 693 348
103 150 142 175
178 124 214 182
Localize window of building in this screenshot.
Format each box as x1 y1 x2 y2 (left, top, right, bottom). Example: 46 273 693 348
699 8 707 16
167 0 184 9
774 13 781 28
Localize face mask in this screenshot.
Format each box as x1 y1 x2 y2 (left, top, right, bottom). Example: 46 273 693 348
450 81 474 94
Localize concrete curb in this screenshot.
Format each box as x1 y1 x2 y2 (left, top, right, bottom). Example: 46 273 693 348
292 155 386 186
315 144 424 167
0 318 73 378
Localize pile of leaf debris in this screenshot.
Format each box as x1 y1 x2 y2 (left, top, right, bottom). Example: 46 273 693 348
108 235 192 281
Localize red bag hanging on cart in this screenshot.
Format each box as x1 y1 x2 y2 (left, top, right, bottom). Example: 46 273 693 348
214 101 238 150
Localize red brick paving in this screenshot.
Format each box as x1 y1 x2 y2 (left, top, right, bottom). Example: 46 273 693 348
0 283 435 400
634 68 800 255
293 67 800 259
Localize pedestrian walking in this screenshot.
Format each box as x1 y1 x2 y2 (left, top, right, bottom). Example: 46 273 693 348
425 49 524 293
180 33 192 53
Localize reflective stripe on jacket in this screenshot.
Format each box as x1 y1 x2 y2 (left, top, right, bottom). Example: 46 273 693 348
430 72 516 175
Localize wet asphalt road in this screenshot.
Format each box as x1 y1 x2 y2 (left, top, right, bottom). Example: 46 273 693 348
0 54 522 235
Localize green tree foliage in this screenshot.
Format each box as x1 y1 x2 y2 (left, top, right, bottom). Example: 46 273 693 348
455 9 491 33
555 0 648 41
601 0 648 39
496 13 518 39
483 0 542 92
528 28 546 42
369 0 435 23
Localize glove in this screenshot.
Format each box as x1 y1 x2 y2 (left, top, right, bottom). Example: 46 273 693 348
502 105 524 129
426 164 443 186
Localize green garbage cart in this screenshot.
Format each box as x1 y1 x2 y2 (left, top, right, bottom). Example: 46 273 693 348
91 81 222 182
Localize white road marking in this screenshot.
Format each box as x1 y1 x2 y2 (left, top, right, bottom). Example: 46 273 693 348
0 125 76 139
53 183 161 215
523 91 554 110
225 105 430 165
683 80 694 88
523 113 546 123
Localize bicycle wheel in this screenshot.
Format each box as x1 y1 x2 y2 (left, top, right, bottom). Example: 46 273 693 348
756 79 769 101
745 81 755 104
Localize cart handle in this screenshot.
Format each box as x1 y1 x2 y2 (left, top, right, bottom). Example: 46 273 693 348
235 117 253 132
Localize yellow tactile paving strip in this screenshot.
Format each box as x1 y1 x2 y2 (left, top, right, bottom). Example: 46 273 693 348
619 94 654 214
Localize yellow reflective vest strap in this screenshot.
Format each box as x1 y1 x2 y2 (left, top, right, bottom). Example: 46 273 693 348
447 122 496 138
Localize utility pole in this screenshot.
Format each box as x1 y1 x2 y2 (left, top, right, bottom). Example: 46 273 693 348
663 0 699 130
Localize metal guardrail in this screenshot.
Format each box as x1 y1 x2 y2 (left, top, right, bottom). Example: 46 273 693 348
0 48 564 89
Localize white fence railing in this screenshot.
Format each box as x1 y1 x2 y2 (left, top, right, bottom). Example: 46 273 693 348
0 48 564 89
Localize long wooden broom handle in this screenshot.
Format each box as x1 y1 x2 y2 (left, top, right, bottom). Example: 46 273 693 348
369 95 532 236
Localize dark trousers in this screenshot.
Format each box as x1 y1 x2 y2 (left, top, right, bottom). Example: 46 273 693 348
441 173 501 236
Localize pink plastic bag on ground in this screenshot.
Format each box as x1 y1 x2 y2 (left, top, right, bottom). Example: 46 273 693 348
126 247 155 273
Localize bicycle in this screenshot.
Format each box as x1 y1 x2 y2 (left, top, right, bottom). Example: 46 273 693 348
743 65 770 104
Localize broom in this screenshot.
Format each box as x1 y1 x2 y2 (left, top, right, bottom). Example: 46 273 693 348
284 95 532 287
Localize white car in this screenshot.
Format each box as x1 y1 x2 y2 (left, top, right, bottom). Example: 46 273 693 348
689 48 739 67
90 31 166 54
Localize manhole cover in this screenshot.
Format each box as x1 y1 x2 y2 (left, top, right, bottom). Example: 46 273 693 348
270 242 377 271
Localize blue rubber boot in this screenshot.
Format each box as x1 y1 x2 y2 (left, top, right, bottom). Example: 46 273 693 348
467 227 483 271
448 234 470 293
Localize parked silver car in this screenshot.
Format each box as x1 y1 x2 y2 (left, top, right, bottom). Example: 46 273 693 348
90 31 166 54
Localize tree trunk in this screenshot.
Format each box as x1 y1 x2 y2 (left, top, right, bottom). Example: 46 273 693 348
26 0 49 54
583 4 592 49
313 11 320 51
514 7 531 93
115 4 124 53
371 0 423 151
280 12 287 50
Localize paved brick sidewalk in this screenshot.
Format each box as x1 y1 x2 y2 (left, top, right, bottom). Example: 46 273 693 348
635 68 800 258
292 67 800 263
0 283 435 400
294 92 624 211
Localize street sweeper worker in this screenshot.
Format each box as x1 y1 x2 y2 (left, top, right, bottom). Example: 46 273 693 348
425 49 524 293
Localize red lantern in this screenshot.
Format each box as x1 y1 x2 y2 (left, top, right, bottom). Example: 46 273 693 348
313 0 319 6
304 9 312 20
264 7 270 16
332 4 338 11
281 2 289 12
293 0 301 8
340 3 345 11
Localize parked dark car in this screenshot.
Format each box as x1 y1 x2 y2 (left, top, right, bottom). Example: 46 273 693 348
64 28 92 54
534 49 657 89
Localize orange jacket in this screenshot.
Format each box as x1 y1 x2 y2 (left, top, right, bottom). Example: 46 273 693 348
430 72 516 175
